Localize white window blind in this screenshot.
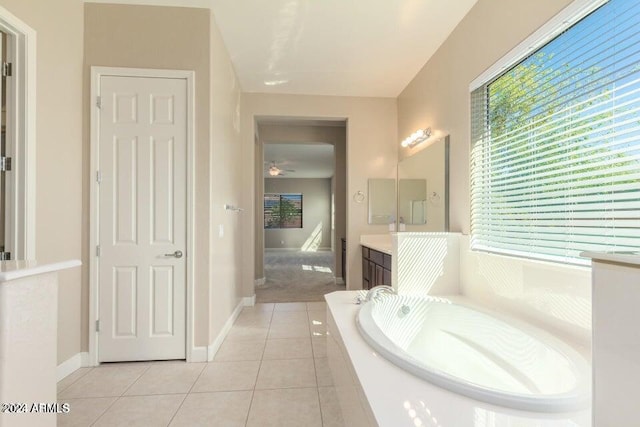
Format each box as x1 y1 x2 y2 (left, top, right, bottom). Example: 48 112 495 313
470 0 640 264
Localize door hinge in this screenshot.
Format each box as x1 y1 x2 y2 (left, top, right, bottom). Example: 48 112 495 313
96 170 102 183
2 62 12 77
95 320 100 332
96 96 102 109
0 157 11 172
0 251 11 261
96 245 101 257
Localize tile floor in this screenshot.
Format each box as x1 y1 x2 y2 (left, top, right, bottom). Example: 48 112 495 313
57 302 345 427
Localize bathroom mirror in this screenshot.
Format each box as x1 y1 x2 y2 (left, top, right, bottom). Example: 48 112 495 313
397 136 449 231
398 179 427 225
368 178 396 224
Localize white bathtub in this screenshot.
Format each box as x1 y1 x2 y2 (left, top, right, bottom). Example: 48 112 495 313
356 294 591 413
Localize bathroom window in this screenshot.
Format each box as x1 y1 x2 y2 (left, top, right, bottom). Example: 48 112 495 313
264 193 303 229
470 0 640 264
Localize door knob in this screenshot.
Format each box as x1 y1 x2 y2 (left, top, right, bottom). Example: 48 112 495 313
165 250 183 258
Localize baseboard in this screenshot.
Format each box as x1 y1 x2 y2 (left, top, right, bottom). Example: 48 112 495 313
57 352 89 382
206 298 245 361
243 295 256 306
190 346 208 363
254 277 266 287
264 247 332 252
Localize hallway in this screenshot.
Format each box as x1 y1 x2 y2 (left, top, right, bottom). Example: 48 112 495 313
256 251 345 303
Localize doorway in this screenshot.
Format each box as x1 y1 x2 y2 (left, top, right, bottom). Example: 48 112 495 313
254 119 347 303
89 67 195 363
0 8 37 261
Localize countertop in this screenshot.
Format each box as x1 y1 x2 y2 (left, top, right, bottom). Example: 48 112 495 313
0 260 81 282
359 234 392 255
581 251 640 267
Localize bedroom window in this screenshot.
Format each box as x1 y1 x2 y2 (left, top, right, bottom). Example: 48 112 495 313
470 0 640 264
264 193 303 229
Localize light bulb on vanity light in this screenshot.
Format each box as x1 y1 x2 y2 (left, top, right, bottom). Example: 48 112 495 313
401 127 432 148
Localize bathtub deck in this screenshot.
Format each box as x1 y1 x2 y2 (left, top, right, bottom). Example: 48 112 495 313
325 290 591 427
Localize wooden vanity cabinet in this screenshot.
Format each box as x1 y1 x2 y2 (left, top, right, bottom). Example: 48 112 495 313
361 246 391 290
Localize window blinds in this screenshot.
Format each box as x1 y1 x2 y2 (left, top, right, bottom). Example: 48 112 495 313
470 0 640 264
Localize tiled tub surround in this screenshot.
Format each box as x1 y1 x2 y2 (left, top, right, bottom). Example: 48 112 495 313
326 291 591 426
583 252 640 426
365 232 591 348
57 302 344 427
392 232 460 296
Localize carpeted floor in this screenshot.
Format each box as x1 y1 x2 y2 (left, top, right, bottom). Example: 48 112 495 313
256 250 346 303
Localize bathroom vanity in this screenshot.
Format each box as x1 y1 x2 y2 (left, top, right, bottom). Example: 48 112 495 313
359 235 392 290
361 246 391 290
0 260 81 427
582 251 640 427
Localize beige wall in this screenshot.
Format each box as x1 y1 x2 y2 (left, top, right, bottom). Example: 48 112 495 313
0 0 84 364
255 124 346 279
208 12 244 344
264 178 331 250
397 0 591 342
398 0 573 233
242 94 397 293
84 4 212 347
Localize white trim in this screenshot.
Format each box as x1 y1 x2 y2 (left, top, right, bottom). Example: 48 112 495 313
88 67 196 366
243 294 256 306
190 346 208 363
57 352 90 382
83 0 212 8
80 352 91 367
469 0 608 90
0 6 37 260
206 299 245 361
263 247 332 252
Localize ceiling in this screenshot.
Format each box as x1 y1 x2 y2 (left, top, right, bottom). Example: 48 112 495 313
84 0 478 96
210 0 477 97
264 143 335 179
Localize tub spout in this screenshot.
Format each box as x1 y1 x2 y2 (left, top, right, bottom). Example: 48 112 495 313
365 285 396 302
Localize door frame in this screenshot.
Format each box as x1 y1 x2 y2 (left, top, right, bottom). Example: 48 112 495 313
88 66 195 365
0 6 36 260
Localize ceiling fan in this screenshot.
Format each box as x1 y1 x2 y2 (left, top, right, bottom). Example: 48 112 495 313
267 160 295 176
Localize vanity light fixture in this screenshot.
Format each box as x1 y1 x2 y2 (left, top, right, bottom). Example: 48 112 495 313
401 127 432 148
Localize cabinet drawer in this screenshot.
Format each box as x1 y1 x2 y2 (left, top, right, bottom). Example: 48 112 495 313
375 264 384 287
370 249 383 266
362 246 370 259
362 257 370 281
383 254 392 270
383 268 391 286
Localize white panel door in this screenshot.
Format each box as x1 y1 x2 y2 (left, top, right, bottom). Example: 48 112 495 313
98 75 187 362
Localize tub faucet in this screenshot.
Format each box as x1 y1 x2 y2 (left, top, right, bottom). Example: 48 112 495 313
365 285 396 302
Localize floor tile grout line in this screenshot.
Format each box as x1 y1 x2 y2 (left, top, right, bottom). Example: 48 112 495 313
315 386 325 427
57 367 94 394
243 389 256 427
85 362 153 425
88 395 121 427
165 393 188 426
118 363 153 397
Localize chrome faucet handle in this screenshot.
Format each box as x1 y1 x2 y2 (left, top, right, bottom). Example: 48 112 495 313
364 285 396 302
